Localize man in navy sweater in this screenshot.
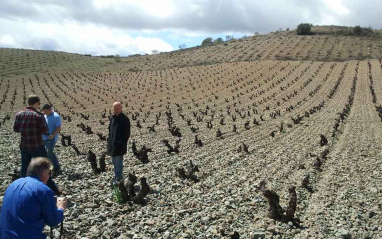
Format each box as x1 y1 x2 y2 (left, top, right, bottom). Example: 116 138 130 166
0 157 67 238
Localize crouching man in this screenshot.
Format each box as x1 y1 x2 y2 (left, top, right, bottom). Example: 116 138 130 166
0 157 67 238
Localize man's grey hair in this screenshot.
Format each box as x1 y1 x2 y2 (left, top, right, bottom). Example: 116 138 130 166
27 157 52 177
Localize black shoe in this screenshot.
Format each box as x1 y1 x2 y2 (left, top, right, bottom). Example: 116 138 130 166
111 179 117 187
111 178 123 187
116 178 124 186
52 168 62 177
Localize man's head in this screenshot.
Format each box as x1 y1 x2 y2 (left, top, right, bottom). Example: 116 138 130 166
113 102 122 116
28 95 40 110
42 104 53 115
27 157 52 184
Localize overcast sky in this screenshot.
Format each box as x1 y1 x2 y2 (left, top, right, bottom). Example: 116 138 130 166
0 0 381 56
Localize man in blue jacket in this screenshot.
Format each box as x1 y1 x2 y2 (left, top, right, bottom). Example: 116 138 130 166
0 157 67 238
107 102 131 184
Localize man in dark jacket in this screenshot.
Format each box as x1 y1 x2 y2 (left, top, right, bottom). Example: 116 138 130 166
107 102 131 183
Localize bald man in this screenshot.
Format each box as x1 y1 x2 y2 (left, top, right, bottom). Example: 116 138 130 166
107 102 131 184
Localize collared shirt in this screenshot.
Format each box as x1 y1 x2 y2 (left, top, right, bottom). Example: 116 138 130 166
0 176 64 239
43 111 61 143
13 107 49 150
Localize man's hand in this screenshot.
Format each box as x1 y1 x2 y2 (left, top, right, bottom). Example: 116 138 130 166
48 135 54 140
57 197 67 210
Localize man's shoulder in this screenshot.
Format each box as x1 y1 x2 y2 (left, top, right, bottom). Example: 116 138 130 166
15 111 22 119
121 113 130 120
53 112 61 119
120 113 130 124
16 109 25 115
23 177 53 194
16 109 41 118
7 177 50 197
10 177 27 186
23 176 44 185
15 109 28 116
11 177 45 188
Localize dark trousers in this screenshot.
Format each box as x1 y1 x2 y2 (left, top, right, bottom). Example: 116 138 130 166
20 146 59 193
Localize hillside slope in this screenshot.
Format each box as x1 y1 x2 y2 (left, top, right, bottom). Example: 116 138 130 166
1 26 382 77
124 34 381 70
0 48 117 77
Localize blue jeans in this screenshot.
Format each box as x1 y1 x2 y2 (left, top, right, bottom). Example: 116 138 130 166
20 146 59 193
44 139 60 170
111 155 123 180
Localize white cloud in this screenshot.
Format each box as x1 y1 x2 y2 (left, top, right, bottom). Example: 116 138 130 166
0 35 18 47
1 0 382 55
133 0 176 18
0 19 174 56
324 0 350 16
92 0 176 17
130 36 173 53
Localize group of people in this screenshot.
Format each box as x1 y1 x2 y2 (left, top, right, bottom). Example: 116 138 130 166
0 95 131 238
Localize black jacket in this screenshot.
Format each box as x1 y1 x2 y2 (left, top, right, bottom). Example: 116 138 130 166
107 112 131 156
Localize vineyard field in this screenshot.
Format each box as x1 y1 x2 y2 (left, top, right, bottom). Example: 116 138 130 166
1 30 382 238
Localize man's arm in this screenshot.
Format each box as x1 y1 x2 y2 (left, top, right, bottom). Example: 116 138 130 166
48 126 61 140
121 117 130 143
13 113 20 132
126 117 131 140
41 189 64 227
108 118 112 132
39 115 49 135
49 115 62 139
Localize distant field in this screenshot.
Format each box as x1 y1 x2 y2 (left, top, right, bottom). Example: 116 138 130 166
0 48 117 77
120 31 382 71
2 29 382 76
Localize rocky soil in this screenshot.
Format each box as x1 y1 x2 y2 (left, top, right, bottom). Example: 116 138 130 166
0 59 382 238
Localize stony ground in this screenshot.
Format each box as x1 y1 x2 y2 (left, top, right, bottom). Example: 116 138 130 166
0 57 382 238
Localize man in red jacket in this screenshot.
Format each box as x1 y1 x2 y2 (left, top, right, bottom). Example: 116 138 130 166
13 95 60 195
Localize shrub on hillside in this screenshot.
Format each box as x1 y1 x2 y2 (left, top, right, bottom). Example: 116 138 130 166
214 38 224 44
115 54 121 62
201 37 213 46
354 26 362 35
179 44 187 50
312 25 377 37
297 23 313 35
354 25 374 36
225 35 234 41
